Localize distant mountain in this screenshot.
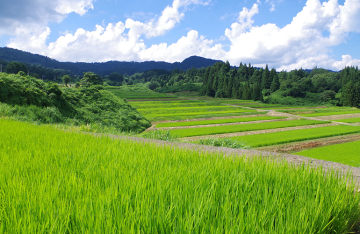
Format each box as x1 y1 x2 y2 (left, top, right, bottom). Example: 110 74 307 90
0 47 224 76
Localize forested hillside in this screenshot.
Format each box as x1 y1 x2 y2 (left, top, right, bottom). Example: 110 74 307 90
199 62 360 107
0 47 222 76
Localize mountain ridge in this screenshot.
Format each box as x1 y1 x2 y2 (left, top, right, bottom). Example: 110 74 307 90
0 47 224 76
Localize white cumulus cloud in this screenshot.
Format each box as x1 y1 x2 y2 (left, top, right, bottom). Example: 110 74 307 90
224 0 360 70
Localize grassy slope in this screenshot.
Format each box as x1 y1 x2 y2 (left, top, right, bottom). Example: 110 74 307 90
296 140 360 167
1 119 359 233
229 125 360 147
0 73 151 132
170 119 328 138
156 116 286 128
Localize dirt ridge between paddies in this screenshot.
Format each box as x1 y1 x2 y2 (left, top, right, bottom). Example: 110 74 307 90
87 132 360 187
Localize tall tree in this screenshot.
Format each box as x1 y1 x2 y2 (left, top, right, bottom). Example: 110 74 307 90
261 64 271 89
270 73 280 93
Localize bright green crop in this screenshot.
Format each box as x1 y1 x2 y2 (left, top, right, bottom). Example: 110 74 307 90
1 119 359 233
170 119 328 137
230 125 360 147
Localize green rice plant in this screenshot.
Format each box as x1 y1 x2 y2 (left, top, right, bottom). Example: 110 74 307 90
229 125 360 147
197 137 250 149
279 107 358 115
108 90 175 99
335 117 360 123
132 101 222 109
156 116 286 128
129 100 201 104
145 109 256 118
1 119 360 233
149 111 266 122
138 105 248 115
140 129 179 141
296 140 360 167
170 119 328 138
300 110 360 117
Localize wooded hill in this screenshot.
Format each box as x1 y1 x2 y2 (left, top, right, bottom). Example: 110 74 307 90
0 47 222 76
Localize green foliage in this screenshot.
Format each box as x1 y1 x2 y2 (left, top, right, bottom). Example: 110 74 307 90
5 61 27 74
1 119 359 233
62 75 71 86
341 81 360 108
297 140 360 167
170 119 328 138
140 129 179 141
0 73 151 132
197 137 249 148
79 72 103 87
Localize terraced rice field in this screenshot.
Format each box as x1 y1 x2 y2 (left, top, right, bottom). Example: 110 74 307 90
130 96 360 167
227 125 360 147
297 140 360 167
108 89 176 99
156 116 286 128
170 120 328 138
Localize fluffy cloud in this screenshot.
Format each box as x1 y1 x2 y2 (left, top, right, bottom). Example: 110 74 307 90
224 0 360 70
139 30 225 62
0 0 93 36
5 0 360 71
8 0 213 62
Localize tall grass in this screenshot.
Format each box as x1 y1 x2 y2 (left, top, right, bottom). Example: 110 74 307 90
140 129 179 141
1 119 360 233
197 137 250 149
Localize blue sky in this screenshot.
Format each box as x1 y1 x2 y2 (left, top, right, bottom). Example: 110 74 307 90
0 0 359 71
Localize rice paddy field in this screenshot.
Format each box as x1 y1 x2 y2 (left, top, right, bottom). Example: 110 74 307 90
279 107 360 117
124 95 360 169
297 140 360 167
156 116 286 128
107 88 177 99
335 117 360 123
226 125 360 148
1 118 360 233
169 120 328 138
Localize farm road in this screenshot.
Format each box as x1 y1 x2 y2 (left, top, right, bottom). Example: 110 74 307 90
88 132 360 187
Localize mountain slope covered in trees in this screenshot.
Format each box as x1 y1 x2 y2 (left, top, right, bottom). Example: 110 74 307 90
0 47 223 76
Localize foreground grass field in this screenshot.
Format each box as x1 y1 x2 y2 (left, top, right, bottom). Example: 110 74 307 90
228 125 360 147
1 119 360 233
297 140 360 167
170 119 328 138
